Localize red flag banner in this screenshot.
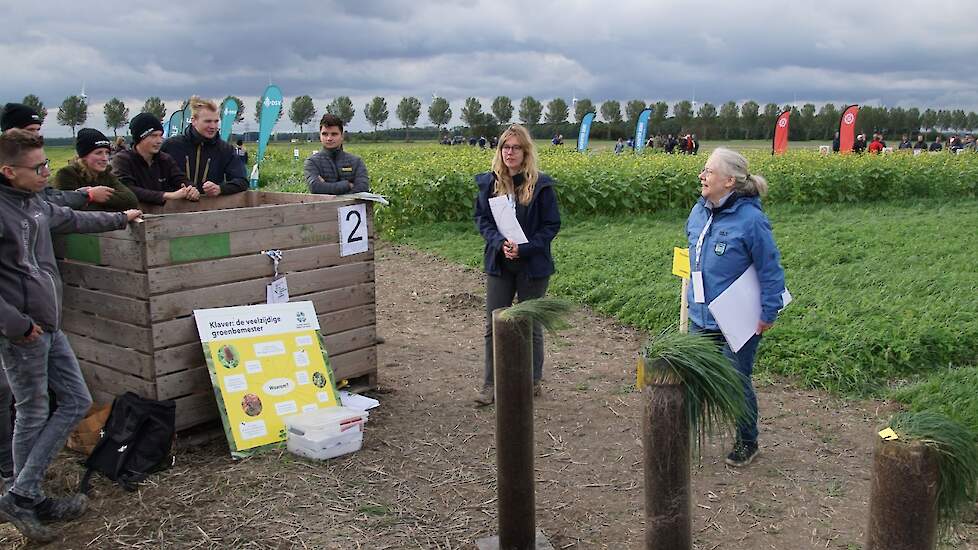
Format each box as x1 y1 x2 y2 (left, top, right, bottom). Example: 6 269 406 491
772 110 791 154
839 105 859 154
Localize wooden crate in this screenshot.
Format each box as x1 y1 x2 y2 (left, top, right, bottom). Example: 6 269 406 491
54 191 378 431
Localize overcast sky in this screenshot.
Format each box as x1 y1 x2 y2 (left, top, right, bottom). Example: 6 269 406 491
3 0 977 137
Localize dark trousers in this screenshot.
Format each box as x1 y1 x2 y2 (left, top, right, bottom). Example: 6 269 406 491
691 323 761 445
483 270 550 387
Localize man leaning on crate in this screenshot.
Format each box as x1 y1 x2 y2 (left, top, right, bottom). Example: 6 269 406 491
162 96 247 197
303 113 370 195
0 129 142 542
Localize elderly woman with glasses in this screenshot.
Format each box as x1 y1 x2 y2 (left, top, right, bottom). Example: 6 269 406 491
686 147 787 467
473 124 561 406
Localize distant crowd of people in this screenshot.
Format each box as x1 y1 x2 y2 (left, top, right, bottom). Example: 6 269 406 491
614 133 700 155
832 131 976 154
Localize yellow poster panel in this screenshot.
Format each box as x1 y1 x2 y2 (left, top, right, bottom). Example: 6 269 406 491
207 330 338 452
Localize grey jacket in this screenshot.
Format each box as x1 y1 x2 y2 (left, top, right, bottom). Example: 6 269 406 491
0 177 128 338
42 186 87 209
303 148 370 195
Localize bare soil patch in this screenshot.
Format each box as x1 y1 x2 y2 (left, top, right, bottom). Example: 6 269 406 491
7 243 976 549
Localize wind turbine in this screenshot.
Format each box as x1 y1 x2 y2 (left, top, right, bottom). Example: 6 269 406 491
80 83 88 101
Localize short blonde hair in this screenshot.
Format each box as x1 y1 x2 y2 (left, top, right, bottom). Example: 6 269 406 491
491 124 539 205
189 96 219 118
708 147 769 197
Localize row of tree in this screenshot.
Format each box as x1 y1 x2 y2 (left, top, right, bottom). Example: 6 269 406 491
11 93 978 141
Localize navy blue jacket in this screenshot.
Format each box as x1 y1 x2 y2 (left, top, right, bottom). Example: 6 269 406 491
161 126 247 195
475 172 561 278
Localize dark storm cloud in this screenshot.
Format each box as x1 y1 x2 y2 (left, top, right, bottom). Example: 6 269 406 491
3 0 977 136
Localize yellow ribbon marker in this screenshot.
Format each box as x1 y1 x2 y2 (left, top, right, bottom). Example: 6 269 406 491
878 427 899 441
636 356 645 390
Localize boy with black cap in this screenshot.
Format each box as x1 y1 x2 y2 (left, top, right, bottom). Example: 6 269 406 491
1 103 116 210
112 112 200 205
0 129 142 541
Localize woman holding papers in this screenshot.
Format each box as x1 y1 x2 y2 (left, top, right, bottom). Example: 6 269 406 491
473 124 561 406
685 147 786 467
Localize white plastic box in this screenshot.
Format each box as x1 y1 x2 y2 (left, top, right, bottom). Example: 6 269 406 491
284 406 369 460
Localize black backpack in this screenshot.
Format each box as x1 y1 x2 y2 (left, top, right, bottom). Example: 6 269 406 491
79 392 176 493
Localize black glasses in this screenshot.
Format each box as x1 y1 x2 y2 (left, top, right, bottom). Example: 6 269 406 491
9 159 50 175
502 145 523 152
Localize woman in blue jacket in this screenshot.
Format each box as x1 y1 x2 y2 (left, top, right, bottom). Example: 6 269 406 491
473 124 561 406
686 147 786 467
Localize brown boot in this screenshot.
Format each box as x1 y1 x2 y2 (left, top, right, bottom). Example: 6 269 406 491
474 385 494 406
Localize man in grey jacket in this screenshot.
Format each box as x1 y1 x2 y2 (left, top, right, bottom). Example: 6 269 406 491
0 130 141 542
303 113 369 195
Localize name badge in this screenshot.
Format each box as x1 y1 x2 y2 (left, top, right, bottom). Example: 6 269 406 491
692 271 706 303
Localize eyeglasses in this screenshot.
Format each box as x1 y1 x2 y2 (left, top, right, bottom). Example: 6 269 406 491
8 159 50 175
501 145 523 152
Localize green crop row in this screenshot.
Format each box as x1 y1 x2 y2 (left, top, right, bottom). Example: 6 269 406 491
259 146 978 235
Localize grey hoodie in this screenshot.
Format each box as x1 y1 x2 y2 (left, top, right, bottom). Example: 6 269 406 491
0 177 128 338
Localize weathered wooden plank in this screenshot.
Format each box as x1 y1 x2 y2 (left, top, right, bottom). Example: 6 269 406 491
323 326 377 357
62 308 154 353
157 365 211 401
331 346 377 381
142 200 348 240
174 392 219 431
79 360 156 398
155 342 206 376
54 234 146 271
62 286 150 327
139 192 251 215
58 260 148 298
151 303 376 350
304 283 376 320
149 262 374 321
67 333 154 380
254 191 337 205
147 242 373 295
144 220 342 267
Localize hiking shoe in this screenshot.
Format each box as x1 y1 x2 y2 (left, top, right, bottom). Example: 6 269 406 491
533 381 542 397
0 492 56 542
474 385 494 406
725 441 759 467
35 493 89 523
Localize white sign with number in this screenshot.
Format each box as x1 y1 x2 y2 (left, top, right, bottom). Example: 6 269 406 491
338 203 369 256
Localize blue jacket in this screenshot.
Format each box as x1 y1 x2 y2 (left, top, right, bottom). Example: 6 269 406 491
474 172 560 278
685 194 786 330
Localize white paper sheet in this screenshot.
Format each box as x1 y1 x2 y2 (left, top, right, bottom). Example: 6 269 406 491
487 196 529 244
338 390 380 411
707 265 792 353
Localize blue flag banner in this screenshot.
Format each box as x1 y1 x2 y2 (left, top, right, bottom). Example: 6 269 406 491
634 108 652 153
162 120 171 138
252 84 284 189
219 97 240 142
181 103 192 133
256 85 283 165
577 112 596 152
167 110 184 138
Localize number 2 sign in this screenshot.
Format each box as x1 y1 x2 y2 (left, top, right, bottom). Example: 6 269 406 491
338 203 369 256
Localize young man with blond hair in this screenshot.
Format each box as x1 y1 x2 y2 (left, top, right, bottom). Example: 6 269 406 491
0 130 141 541
161 96 247 197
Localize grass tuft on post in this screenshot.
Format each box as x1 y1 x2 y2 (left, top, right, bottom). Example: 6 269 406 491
499 297 574 333
886 411 978 537
641 329 748 458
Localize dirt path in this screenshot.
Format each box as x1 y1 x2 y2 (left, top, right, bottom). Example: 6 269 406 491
9 243 976 549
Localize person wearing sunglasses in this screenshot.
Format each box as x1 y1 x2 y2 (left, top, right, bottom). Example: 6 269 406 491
473 124 561 406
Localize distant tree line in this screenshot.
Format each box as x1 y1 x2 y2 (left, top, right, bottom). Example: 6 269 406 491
6 93 978 142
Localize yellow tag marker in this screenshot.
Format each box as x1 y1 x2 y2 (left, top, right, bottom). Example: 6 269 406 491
672 247 690 278
636 356 645 389
878 428 899 441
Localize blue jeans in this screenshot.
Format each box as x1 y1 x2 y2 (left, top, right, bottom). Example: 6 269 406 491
0 330 92 501
690 324 761 445
0 372 13 478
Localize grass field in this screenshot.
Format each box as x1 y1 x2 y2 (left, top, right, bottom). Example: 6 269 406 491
390 199 978 423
